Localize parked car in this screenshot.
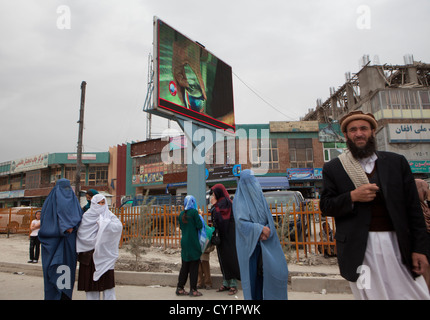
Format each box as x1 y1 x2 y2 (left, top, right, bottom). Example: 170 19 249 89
263 191 308 242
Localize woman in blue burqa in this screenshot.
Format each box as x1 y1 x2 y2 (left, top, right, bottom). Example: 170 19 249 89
38 179 83 300
233 170 289 300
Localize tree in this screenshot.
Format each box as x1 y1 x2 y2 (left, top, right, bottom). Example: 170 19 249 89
126 191 157 270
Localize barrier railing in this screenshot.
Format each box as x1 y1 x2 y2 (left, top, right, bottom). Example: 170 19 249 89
0 205 337 262
113 204 337 262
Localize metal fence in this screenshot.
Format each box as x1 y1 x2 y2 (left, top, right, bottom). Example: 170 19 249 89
113 203 337 262
0 204 337 262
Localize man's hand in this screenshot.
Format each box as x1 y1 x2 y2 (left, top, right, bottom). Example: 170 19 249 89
350 183 379 202
412 252 429 275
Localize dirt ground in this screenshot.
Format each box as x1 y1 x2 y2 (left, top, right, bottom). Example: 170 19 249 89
116 242 339 274
116 244 194 273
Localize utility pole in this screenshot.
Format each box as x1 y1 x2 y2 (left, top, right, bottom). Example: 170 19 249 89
75 81 86 198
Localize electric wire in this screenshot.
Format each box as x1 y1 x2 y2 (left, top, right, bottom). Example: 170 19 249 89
233 71 298 121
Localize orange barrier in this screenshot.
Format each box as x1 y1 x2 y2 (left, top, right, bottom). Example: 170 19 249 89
113 204 337 262
0 205 337 262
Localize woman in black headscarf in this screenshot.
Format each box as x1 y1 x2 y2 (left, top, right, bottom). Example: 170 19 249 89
210 184 240 295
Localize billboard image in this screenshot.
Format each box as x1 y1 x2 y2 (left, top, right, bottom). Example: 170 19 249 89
155 18 235 132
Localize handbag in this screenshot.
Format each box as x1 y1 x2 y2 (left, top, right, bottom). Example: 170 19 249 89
210 220 221 246
211 231 220 246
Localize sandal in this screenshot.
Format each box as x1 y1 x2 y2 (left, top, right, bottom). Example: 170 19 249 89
216 285 230 292
189 289 203 297
175 288 189 296
228 287 238 295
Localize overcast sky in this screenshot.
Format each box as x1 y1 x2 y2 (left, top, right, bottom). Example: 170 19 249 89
1 0 429 163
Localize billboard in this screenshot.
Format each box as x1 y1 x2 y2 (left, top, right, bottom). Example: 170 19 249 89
153 18 235 132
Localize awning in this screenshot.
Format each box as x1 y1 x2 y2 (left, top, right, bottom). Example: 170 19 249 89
256 176 290 190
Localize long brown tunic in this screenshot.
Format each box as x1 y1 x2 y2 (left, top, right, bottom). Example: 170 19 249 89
77 250 115 292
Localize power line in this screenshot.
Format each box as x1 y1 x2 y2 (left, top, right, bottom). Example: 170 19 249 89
233 72 298 121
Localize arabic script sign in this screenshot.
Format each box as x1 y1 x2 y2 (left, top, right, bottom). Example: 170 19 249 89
11 153 49 173
388 123 430 143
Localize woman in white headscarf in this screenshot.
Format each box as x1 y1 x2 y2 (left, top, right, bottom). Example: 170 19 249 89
76 194 123 300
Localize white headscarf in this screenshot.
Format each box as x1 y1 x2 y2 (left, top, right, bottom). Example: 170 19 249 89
77 194 123 281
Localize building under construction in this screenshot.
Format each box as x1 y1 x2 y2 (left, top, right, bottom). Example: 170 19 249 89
303 55 430 179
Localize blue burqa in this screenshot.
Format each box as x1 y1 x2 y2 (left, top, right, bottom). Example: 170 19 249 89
38 179 83 300
233 170 289 300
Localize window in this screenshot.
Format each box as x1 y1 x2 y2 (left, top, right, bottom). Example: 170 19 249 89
420 91 430 109
50 167 62 183
65 166 76 182
373 89 430 119
88 166 108 186
65 166 85 184
289 139 313 168
25 170 40 189
390 91 401 109
323 142 346 162
251 139 279 170
408 91 419 109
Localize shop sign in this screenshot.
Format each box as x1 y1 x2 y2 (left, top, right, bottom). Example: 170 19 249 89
287 168 322 180
409 160 430 173
11 154 49 173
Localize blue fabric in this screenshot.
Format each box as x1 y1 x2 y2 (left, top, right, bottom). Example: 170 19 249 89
233 170 289 300
249 242 264 300
184 195 197 211
198 214 215 253
38 179 82 300
184 195 214 253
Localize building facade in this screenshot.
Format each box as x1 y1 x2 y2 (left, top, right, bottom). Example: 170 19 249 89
303 58 430 181
0 152 110 208
4 59 428 208
129 122 326 200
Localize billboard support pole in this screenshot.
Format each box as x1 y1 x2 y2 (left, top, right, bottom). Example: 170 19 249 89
176 119 207 210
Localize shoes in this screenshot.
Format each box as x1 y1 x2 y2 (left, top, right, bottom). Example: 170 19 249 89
228 287 238 295
189 289 203 297
176 288 203 297
27 260 38 263
175 288 188 296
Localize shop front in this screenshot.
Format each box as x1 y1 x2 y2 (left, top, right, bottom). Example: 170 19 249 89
287 168 323 199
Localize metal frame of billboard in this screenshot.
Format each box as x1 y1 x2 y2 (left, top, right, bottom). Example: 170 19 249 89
143 17 237 207
145 16 235 133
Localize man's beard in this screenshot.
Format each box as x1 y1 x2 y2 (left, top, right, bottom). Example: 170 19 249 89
347 135 377 159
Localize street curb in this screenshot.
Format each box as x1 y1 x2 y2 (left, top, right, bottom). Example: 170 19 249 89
0 261 351 294
291 276 352 294
0 261 230 289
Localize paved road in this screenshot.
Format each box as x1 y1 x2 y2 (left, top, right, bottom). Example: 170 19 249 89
0 271 352 300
